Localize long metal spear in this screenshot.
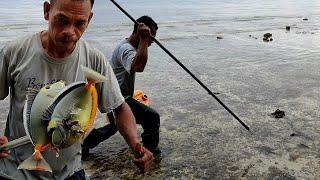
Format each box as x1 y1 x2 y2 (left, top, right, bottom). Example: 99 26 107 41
109 0 250 131
0 136 30 151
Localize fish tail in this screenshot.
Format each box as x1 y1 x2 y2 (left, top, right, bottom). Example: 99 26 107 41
80 65 108 84
17 144 52 172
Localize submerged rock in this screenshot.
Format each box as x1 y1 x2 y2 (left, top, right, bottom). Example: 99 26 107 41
263 33 273 42
286 26 290 31
271 109 285 118
264 33 272 38
267 166 296 180
249 34 258 39
289 151 300 161
217 36 223 39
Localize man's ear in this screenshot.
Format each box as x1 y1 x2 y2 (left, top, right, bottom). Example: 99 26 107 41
44 1 51 21
88 12 93 25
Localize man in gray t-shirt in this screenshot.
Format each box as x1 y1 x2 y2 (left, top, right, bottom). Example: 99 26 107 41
83 16 161 157
0 0 153 179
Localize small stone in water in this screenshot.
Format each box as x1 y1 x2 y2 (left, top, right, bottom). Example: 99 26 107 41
263 33 272 38
271 109 285 118
290 133 296 137
286 26 290 31
263 33 273 42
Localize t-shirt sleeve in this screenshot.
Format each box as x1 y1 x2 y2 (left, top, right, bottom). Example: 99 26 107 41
93 52 125 113
0 47 9 100
118 44 136 74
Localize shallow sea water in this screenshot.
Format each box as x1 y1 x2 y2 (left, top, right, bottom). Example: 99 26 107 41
1 0 320 179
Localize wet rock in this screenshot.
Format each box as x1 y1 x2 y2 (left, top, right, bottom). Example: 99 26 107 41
303 18 308 21
241 163 255 178
290 133 296 137
227 166 239 172
256 145 275 155
289 151 300 161
267 166 296 180
166 125 177 131
286 26 291 31
249 34 258 39
217 36 223 39
271 109 285 118
263 33 273 42
297 143 309 149
264 33 272 38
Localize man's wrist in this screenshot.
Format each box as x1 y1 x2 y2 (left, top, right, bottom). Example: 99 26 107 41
132 142 149 158
139 38 149 44
127 138 140 151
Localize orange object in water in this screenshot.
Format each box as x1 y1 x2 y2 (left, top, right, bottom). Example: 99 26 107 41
133 90 151 106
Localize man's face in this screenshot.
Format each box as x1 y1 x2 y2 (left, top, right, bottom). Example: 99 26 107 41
148 26 157 47
44 0 93 50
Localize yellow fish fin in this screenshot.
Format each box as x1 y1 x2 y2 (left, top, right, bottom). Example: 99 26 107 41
83 86 98 133
81 65 108 83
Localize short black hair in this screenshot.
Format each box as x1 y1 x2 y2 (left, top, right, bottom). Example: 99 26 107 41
50 0 95 8
134 16 158 33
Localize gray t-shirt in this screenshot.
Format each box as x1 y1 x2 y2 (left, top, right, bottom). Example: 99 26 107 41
0 32 124 179
109 39 136 98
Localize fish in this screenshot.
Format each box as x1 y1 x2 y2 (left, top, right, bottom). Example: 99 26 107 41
19 81 66 172
18 65 107 172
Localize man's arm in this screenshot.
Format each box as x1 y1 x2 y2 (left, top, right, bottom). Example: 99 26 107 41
0 47 9 100
0 47 10 159
113 102 153 172
113 102 139 148
131 23 150 72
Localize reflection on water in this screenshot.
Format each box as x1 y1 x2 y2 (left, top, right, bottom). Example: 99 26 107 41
1 0 320 179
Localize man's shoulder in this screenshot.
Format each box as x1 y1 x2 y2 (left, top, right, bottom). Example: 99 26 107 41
112 39 135 60
117 39 134 51
3 33 37 54
9 33 36 45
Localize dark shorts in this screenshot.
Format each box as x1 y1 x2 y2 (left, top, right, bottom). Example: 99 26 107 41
66 169 86 180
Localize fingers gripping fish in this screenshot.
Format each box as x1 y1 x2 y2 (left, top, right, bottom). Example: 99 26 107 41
18 65 107 172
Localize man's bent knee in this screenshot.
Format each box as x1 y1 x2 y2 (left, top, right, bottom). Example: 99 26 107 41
145 110 160 128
